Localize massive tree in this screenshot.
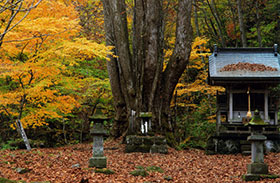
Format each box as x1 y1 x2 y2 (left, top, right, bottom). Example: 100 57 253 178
101 0 192 137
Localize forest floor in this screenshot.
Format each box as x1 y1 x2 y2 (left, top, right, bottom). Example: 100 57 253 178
1 139 280 183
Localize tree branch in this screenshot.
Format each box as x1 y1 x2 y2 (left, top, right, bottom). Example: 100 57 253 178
0 0 43 47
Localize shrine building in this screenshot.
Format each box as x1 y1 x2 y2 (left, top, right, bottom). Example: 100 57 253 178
207 44 280 154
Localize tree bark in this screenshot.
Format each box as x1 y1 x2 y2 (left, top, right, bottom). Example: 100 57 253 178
102 0 192 138
159 0 192 132
194 0 201 37
102 0 128 136
237 0 247 47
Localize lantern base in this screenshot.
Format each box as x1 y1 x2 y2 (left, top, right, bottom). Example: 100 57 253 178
247 163 268 174
242 174 279 181
89 156 107 168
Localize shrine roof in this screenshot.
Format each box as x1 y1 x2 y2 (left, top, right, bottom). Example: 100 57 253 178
209 45 280 85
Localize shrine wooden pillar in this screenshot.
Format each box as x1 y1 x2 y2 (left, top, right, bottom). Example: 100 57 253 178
264 90 269 122
229 88 233 123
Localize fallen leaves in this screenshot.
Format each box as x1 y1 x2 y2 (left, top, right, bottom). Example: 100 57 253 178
0 140 280 182
220 62 278 72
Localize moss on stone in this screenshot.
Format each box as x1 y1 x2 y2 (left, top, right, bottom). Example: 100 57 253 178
130 169 149 177
243 174 279 181
0 178 26 183
139 112 152 118
94 168 115 174
146 166 164 173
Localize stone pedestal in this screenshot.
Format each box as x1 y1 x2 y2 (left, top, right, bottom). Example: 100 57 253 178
89 156 107 168
125 135 168 154
248 135 267 162
89 135 107 168
247 163 268 175
244 134 268 181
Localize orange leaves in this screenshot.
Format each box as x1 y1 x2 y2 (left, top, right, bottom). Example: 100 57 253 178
1 0 80 56
55 38 113 61
175 37 223 98
51 95 80 114
0 0 113 130
189 37 210 61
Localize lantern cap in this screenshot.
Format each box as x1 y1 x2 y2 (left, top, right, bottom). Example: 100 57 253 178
139 112 152 118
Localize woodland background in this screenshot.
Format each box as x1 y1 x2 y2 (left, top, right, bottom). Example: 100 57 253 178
0 0 280 150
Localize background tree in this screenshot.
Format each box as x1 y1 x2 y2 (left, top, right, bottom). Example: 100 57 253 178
0 0 113 146
0 0 42 47
237 0 247 47
192 0 280 48
101 0 193 138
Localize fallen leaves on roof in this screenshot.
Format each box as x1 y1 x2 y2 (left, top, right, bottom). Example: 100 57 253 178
220 62 278 72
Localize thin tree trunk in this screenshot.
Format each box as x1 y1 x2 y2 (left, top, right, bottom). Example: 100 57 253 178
200 4 218 39
16 120 31 151
205 0 226 47
63 118 68 144
237 0 247 47
227 0 238 47
193 0 205 65
194 0 201 37
255 0 262 47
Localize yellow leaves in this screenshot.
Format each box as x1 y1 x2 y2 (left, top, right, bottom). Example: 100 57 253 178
176 103 198 108
0 57 80 129
0 92 21 106
173 37 225 124
55 38 113 61
0 0 112 130
51 95 80 114
192 37 209 50
1 0 80 55
207 115 216 123
190 37 210 61
175 37 224 98
79 77 112 101
20 109 59 129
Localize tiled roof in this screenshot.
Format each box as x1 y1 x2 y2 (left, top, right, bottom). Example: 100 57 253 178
209 45 280 85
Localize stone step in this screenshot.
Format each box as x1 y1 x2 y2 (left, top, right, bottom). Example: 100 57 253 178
242 151 251 156
241 145 251 151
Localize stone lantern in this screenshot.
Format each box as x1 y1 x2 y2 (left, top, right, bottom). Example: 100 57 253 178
88 107 109 168
247 124 268 172
243 122 279 181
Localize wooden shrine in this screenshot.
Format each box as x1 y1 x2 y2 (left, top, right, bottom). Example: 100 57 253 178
207 45 280 154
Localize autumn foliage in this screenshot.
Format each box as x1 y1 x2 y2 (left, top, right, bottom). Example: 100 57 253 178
0 0 112 131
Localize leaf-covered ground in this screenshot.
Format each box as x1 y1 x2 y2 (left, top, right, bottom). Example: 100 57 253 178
0 139 280 183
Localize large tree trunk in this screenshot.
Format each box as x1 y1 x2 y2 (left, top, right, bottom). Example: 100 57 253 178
102 0 192 138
